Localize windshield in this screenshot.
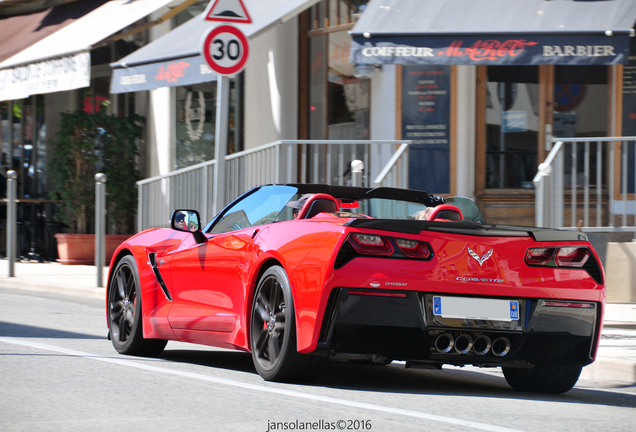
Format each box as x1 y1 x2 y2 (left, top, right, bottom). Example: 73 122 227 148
208 185 298 233
348 197 483 223
446 196 486 224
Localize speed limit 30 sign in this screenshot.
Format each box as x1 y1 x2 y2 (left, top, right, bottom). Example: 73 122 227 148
201 24 250 76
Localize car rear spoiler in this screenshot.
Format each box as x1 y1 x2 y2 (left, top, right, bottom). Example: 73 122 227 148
345 219 589 242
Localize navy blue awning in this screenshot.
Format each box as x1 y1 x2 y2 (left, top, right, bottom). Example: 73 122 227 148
350 0 636 66
111 0 319 93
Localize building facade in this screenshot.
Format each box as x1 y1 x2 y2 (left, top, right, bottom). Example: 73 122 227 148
3 0 636 261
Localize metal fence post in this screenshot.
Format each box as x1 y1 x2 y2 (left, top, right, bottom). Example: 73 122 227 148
95 173 107 287
351 160 364 187
534 163 551 228
6 170 17 277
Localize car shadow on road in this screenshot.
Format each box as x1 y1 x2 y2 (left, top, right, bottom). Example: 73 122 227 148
314 360 636 409
0 321 103 339
159 348 257 374
155 347 636 409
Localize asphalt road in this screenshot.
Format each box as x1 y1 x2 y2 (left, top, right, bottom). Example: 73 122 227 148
1 287 635 432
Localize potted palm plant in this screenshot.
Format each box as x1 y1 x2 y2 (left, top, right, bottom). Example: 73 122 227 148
49 110 143 264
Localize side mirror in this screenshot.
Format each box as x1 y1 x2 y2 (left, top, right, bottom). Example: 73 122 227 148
171 210 206 243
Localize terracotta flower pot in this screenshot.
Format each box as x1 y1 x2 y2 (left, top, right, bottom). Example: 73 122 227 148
54 233 130 265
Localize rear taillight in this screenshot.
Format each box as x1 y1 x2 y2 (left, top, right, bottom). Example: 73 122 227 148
555 247 589 267
349 234 394 256
395 238 432 259
526 246 590 268
335 233 434 268
525 247 556 266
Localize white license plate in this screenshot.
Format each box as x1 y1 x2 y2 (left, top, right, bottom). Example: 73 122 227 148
433 296 519 321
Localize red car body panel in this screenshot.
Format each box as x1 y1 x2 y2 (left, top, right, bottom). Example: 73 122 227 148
106 184 605 390
108 215 605 354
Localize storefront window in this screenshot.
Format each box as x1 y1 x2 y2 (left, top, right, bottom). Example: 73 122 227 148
309 31 369 140
307 27 369 182
486 66 539 189
309 33 327 140
554 66 607 138
303 1 370 183
327 30 369 140
176 82 216 169
554 65 607 189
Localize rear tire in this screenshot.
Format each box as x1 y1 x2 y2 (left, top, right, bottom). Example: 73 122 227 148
250 265 326 382
108 255 167 356
503 362 582 394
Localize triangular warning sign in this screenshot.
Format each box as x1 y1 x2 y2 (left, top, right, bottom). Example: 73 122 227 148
203 0 252 24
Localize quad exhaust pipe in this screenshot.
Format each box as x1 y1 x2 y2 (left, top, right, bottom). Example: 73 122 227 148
434 333 510 357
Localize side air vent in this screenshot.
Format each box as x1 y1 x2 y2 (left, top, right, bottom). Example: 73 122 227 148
148 252 172 301
334 241 356 269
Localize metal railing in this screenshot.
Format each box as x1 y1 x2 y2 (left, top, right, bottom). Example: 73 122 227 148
534 136 636 233
137 139 411 231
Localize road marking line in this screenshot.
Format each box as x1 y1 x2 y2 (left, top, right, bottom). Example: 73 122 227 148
0 337 525 432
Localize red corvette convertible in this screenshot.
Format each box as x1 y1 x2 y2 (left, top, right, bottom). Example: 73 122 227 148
106 184 605 393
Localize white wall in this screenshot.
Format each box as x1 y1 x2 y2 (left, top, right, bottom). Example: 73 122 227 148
370 65 397 140
455 66 476 199
369 65 397 183
144 9 173 177
147 87 173 177
244 17 299 149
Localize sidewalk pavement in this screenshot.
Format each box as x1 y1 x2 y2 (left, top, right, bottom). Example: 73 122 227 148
0 259 634 387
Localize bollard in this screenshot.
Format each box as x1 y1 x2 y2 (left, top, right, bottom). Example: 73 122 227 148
6 170 17 277
95 173 107 287
351 160 364 187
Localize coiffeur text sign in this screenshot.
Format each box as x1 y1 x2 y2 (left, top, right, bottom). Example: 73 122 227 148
402 65 451 193
351 34 630 66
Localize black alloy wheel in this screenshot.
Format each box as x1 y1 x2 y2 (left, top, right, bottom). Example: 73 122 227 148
108 255 166 356
250 265 326 382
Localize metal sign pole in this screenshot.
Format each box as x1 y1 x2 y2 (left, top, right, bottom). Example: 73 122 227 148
213 76 230 215
7 170 17 277
95 173 107 287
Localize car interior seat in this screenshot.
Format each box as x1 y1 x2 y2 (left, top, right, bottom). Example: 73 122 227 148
298 193 340 219
428 204 463 221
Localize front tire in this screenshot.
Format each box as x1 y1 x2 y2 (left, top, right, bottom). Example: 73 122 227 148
503 363 582 394
108 255 167 356
250 266 326 382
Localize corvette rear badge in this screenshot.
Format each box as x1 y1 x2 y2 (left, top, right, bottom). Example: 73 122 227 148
468 247 493 266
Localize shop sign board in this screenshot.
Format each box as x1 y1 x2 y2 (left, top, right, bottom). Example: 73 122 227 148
402 64 451 193
502 111 528 133
622 38 636 193
201 24 250 76
0 51 90 100
110 55 217 94
351 34 631 66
